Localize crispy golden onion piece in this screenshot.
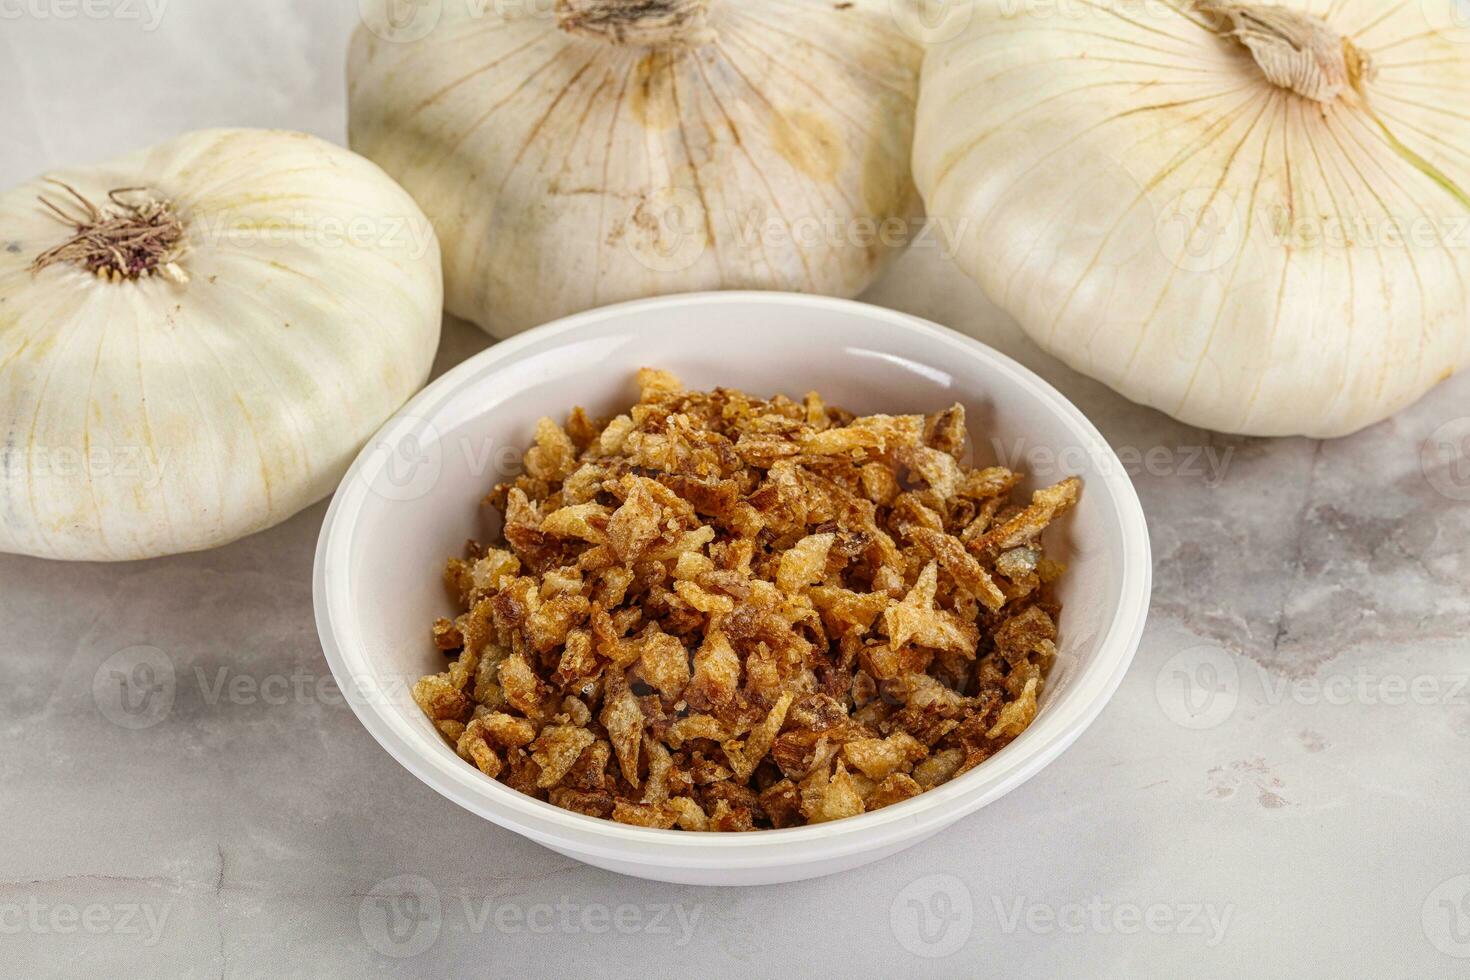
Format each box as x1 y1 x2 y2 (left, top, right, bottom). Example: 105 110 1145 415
415 370 1078 829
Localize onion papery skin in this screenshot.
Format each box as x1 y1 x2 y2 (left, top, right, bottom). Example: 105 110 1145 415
915 0 1470 438
348 0 923 339
0 129 443 561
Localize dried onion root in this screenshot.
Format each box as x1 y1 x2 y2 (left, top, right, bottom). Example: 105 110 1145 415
31 179 188 284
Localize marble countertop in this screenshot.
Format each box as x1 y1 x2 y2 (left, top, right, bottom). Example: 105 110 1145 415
3 4 1468 978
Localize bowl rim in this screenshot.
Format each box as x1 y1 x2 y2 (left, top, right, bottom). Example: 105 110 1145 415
314 291 1152 868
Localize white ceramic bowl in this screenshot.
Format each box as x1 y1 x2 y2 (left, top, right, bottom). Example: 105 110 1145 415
314 292 1150 886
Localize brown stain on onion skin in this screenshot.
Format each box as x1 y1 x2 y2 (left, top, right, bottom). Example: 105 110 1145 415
861 141 918 232
856 92 919 276
770 110 844 183
861 141 899 220
629 52 680 131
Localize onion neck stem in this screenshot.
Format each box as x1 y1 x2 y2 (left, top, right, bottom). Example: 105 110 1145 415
1196 1 1470 211
1195 0 1372 103
555 0 715 48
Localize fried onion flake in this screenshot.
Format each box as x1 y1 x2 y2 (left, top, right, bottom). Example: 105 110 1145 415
413 370 1079 830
